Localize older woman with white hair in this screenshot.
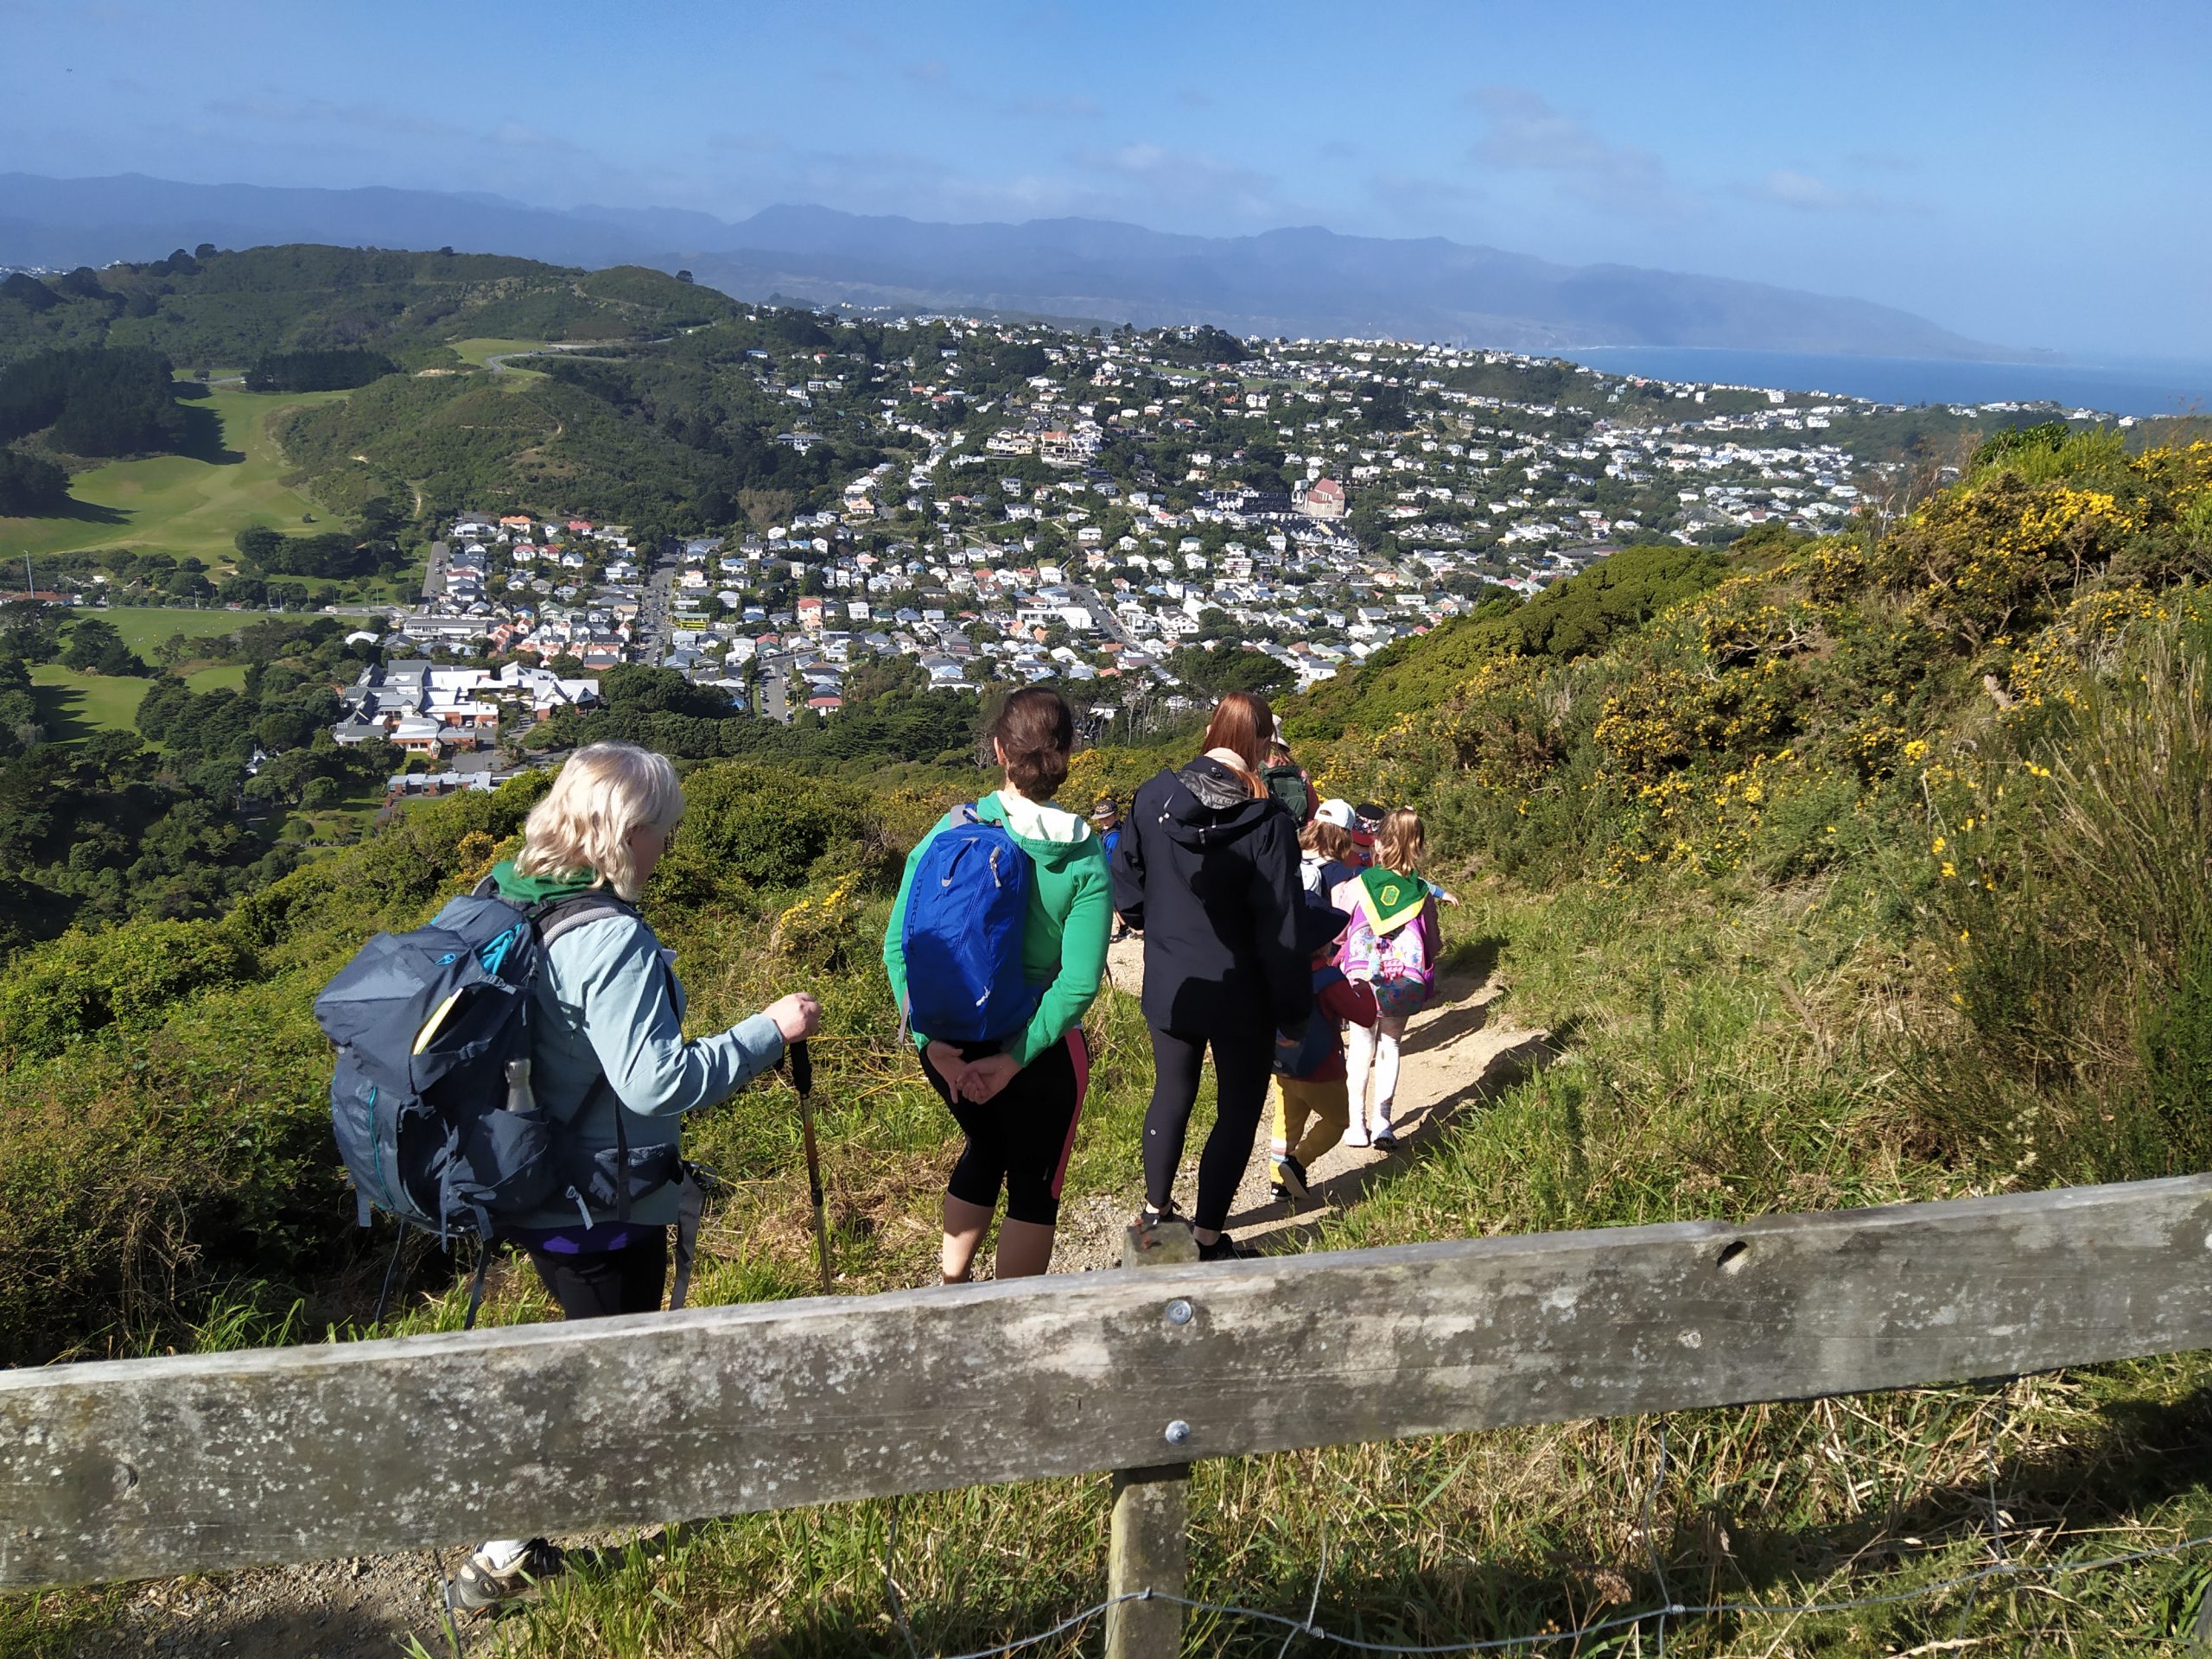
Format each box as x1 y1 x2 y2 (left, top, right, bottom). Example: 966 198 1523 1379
454 739 817 1611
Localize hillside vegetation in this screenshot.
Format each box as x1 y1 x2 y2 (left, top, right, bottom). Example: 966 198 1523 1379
0 245 740 368
5 429 2212 1655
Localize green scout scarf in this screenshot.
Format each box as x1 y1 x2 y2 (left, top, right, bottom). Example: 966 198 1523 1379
1355 866 1425 937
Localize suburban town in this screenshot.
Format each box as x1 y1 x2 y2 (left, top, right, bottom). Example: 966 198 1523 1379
326 319 2109 761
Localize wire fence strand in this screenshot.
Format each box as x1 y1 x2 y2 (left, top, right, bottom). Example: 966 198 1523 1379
896 1531 2212 1659
869 1383 2212 1659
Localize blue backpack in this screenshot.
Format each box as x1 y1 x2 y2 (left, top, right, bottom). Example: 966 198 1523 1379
901 803 1039 1044
1274 965 1346 1078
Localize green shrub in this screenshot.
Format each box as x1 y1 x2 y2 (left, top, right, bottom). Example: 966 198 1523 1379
0 918 257 1063
660 761 878 895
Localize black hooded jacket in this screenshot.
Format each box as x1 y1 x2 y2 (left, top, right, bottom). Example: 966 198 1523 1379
1111 755 1312 1035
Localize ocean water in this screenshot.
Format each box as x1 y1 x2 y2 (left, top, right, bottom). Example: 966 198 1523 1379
1563 348 2212 420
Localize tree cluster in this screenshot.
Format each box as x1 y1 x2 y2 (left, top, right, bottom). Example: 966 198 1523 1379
245 348 399 393
0 447 69 513
0 346 185 458
233 524 402 582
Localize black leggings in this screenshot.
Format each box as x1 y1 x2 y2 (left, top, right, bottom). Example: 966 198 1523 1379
1143 1024 1275 1231
526 1230 669 1319
921 1031 1090 1227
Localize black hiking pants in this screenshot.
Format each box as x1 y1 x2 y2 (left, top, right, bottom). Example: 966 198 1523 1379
1141 1022 1274 1232
526 1231 668 1320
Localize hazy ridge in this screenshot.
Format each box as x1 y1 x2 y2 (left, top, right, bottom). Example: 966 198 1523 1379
0 171 2005 359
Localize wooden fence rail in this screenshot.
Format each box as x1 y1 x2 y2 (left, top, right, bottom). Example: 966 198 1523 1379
5 1174 2212 1610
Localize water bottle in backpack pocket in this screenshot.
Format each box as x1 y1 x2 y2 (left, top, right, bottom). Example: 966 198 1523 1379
901 803 1039 1043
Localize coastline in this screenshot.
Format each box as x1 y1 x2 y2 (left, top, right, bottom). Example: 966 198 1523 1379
1557 346 2212 418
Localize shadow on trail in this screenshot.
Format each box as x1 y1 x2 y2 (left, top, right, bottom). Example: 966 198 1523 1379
1224 1014 1581 1242
1399 989 1496 1057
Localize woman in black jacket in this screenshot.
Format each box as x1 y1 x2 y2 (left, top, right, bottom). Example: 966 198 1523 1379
1111 691 1309 1259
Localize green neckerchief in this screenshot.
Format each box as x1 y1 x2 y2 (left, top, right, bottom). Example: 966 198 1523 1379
1356 865 1426 937
490 857 603 904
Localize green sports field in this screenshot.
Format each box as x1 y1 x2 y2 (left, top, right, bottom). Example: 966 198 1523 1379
0 385 353 564
97 607 255 654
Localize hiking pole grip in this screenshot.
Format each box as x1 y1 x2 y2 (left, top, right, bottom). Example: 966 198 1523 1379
789 1038 814 1096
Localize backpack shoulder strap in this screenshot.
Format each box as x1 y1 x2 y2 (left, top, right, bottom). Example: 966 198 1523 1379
532 892 639 947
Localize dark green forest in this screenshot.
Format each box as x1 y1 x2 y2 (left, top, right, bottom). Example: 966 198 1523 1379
0 245 741 366
0 345 186 456
244 346 397 392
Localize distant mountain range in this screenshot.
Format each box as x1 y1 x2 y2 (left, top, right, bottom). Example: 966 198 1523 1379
0 171 2005 359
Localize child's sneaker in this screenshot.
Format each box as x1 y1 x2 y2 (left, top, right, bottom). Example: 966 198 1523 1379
1272 1154 1311 1201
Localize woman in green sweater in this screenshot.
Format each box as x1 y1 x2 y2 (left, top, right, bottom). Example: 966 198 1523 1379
884 688 1110 1281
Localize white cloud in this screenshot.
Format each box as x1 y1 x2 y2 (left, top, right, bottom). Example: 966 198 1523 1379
1464 86 1692 219
1739 168 1902 213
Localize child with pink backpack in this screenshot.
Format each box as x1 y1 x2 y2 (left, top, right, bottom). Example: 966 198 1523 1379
1330 807 1441 1150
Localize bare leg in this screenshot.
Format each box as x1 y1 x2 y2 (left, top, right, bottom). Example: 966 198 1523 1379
942 1194 994 1283
995 1218 1056 1278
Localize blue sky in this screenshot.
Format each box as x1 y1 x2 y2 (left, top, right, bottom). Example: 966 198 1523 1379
8 0 2209 359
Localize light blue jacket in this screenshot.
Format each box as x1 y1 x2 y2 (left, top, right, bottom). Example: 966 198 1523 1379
510 909 786 1230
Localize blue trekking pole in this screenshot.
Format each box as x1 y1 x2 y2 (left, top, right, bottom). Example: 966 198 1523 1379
790 1040 832 1294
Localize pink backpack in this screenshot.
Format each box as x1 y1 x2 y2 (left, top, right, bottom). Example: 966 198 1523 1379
1332 878 1434 1017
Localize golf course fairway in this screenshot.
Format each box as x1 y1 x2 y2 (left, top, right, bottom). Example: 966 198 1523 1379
0 385 353 566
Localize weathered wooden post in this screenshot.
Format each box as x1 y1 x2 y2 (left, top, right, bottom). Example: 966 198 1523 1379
1106 1217 1198 1659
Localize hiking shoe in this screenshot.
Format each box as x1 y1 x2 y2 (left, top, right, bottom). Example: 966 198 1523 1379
1273 1154 1311 1200
1370 1129 1401 1152
1198 1232 1259 1262
448 1539 563 1612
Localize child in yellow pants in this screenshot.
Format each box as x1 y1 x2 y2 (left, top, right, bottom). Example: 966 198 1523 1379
1268 903 1381 1203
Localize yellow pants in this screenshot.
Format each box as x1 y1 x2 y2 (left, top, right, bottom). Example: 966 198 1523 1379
1269 1074 1351 1168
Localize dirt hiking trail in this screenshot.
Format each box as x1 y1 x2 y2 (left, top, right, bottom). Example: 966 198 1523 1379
1053 934 1548 1269
68 946 1544 1656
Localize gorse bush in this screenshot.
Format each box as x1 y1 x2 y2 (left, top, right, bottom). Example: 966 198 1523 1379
1918 624 2212 1171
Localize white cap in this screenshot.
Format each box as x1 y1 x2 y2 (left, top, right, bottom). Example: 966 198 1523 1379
1315 798 1370 842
